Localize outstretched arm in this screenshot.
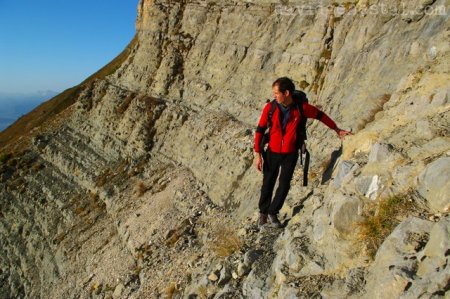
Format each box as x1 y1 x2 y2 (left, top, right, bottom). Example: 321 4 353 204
303 103 352 140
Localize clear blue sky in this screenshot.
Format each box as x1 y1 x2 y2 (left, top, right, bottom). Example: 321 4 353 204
0 0 138 94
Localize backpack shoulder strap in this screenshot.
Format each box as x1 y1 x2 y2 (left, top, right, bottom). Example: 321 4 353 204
267 99 277 128
292 90 307 117
297 98 305 119
292 90 308 146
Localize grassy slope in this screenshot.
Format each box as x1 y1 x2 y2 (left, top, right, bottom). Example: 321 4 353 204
0 35 138 155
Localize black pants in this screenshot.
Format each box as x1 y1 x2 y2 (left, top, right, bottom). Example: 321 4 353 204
259 150 299 215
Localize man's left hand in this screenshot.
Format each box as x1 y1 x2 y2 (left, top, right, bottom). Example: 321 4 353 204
335 128 352 140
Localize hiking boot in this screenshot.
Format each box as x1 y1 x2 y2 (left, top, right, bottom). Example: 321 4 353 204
268 214 283 228
258 213 268 229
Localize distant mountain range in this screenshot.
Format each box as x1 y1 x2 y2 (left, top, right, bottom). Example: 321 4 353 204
0 90 59 131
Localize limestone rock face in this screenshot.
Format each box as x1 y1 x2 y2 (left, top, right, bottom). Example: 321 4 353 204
330 193 364 237
418 157 450 212
363 216 450 299
363 217 433 299
0 0 449 298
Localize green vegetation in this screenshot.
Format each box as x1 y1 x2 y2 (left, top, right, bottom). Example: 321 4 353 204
356 195 416 259
210 227 242 258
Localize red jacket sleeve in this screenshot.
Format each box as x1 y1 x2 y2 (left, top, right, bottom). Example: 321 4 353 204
302 103 337 130
254 103 272 153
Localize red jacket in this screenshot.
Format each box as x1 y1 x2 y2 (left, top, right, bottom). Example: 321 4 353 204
254 101 337 154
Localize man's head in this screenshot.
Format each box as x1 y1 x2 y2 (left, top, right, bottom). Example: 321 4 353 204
272 77 295 106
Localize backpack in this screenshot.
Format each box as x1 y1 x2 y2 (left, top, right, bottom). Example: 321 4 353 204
260 89 311 186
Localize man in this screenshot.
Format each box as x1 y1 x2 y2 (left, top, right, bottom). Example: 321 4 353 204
254 77 351 228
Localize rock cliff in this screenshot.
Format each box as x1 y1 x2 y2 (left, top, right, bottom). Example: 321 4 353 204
0 0 449 298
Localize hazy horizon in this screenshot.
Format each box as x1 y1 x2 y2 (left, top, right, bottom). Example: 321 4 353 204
0 90 60 131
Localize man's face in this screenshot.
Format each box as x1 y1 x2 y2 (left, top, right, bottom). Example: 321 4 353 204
272 85 289 105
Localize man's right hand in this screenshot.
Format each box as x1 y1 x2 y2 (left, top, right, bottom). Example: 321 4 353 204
255 153 263 172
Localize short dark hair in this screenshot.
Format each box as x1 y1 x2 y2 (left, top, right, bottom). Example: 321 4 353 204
272 77 295 94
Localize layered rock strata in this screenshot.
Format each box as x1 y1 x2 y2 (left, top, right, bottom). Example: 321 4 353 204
0 0 449 298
